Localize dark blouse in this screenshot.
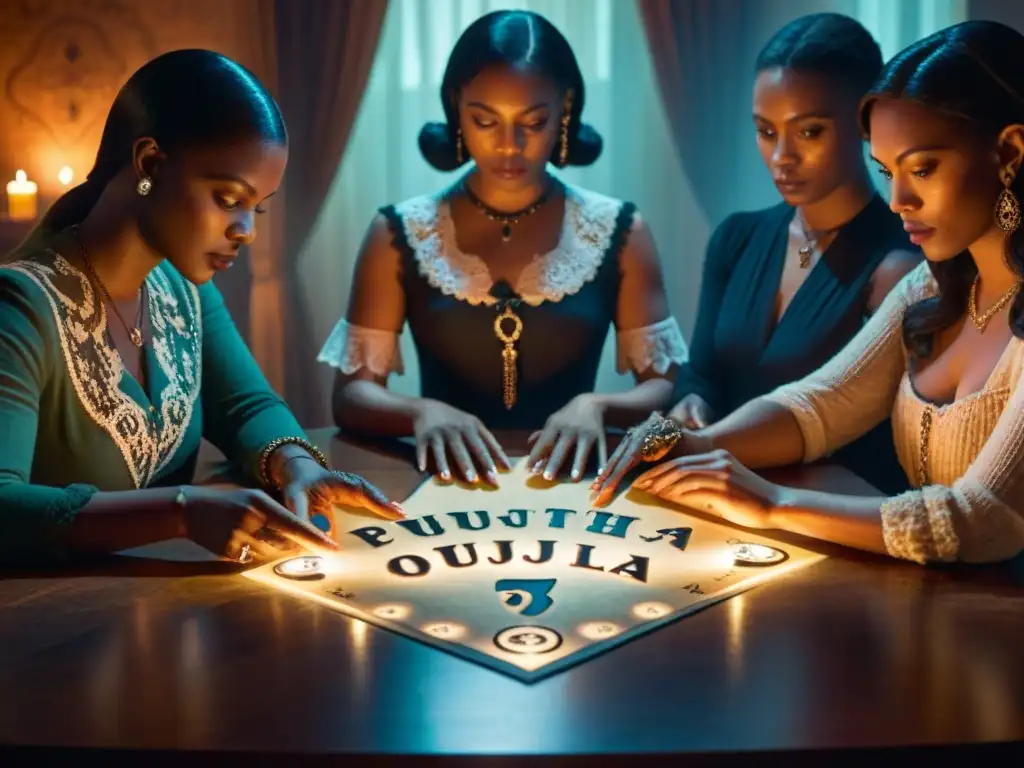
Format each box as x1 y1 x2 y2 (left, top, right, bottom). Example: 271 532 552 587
673 195 918 494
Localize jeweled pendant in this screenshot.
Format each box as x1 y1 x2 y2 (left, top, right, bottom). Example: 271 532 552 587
798 244 812 268
501 223 512 242
129 327 144 347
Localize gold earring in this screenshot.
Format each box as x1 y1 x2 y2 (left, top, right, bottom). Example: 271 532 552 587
996 170 1021 234
456 129 464 164
559 113 569 166
136 176 153 196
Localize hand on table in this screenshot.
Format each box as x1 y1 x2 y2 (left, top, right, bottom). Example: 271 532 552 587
633 450 779 529
413 400 512 485
280 457 406 535
177 486 341 563
526 394 607 482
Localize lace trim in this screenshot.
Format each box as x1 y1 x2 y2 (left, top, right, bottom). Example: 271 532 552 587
317 318 404 376
394 184 630 307
3 254 202 488
880 485 961 564
615 317 689 374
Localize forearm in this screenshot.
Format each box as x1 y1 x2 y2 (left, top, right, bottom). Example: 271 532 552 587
592 378 675 428
770 487 888 556
333 379 428 436
63 488 184 555
689 399 807 469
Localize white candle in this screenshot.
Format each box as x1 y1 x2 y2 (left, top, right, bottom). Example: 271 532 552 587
6 170 37 221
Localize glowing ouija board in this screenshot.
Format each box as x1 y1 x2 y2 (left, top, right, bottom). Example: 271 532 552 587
244 460 826 682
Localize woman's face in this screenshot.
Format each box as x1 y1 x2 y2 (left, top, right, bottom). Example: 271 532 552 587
138 136 288 284
753 67 866 206
457 65 564 190
869 99 1005 261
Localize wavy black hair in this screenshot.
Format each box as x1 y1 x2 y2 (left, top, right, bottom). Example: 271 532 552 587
418 10 601 172
21 49 285 249
755 12 883 97
860 20 1024 357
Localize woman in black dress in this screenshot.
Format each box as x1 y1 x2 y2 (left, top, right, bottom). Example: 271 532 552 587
665 13 920 494
320 11 686 487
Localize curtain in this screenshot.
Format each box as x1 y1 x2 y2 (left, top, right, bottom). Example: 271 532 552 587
248 0 389 426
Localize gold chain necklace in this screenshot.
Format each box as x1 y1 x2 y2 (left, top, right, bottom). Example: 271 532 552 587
967 276 1021 333
71 225 146 347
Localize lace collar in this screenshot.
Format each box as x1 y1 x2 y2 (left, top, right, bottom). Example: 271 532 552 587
394 183 627 307
3 252 202 487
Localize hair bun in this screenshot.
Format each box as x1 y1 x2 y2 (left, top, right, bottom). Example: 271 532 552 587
418 121 466 172
566 122 603 167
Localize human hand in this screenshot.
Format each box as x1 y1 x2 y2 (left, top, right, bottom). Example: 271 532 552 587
413 400 511 485
526 394 607 482
668 393 714 429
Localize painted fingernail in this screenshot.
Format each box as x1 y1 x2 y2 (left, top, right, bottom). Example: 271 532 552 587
571 470 581 481
487 471 499 484
467 472 478 483
440 471 451 481
543 471 554 481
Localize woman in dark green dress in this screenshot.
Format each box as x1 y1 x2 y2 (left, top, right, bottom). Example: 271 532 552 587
0 50 402 566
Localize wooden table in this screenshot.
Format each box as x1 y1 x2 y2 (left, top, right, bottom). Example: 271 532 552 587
1 429 1022 765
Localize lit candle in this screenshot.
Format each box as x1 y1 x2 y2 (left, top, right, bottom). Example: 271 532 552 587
6 170 37 221
58 166 73 187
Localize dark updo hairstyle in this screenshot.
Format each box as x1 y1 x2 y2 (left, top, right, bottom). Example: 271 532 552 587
418 10 602 172
859 21 1024 357
19 49 286 252
755 12 883 98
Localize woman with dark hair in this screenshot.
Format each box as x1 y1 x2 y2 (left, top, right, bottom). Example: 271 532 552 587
0 49 402 567
593 20 1024 565
321 10 685 486
663 12 921 495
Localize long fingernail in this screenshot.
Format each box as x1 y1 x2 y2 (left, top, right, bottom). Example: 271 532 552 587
440 471 451 481
487 470 499 485
466 471 477 483
571 470 581 481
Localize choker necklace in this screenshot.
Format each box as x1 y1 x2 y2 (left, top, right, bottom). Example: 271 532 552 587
796 216 839 268
70 225 146 347
462 178 554 242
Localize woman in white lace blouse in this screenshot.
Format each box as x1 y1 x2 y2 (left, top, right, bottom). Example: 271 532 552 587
593 21 1024 565
319 11 687 487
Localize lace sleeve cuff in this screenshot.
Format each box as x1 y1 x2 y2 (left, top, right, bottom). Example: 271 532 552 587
880 485 961 564
615 317 689 375
317 318 404 377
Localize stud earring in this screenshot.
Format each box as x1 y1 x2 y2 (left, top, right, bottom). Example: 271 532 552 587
136 176 153 197
996 170 1021 234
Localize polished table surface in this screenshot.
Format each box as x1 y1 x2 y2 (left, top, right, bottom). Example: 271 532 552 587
1 428 1023 764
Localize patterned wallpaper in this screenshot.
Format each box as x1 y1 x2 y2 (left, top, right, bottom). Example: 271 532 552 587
0 0 270 200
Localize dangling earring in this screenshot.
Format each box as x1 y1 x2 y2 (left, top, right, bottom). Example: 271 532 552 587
136 176 153 196
995 169 1020 233
558 92 573 167
558 113 569 166
456 129 464 165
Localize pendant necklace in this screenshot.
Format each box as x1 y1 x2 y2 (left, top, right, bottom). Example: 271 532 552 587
462 178 554 242
796 216 839 269
71 224 146 347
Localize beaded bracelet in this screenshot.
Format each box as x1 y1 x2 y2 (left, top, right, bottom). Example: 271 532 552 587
258 436 330 490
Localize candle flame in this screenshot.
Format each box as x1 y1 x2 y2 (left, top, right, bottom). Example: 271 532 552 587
58 166 73 185
15 170 26 183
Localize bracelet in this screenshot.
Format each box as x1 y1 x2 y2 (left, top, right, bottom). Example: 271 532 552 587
640 412 686 462
258 437 330 490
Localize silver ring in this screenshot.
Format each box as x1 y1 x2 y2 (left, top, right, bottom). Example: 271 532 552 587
238 543 252 564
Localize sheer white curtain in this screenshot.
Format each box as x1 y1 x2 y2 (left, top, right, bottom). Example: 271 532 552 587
298 0 698 412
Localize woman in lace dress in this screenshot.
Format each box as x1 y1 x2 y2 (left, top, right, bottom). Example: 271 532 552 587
320 11 687 486
667 14 920 495
593 21 1024 565
0 51 401 566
